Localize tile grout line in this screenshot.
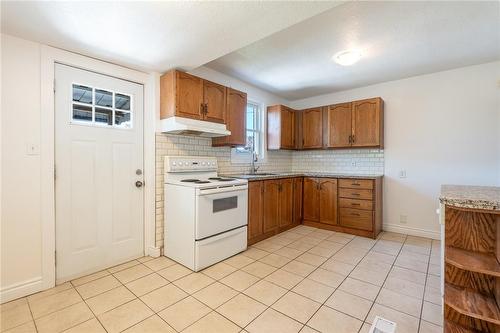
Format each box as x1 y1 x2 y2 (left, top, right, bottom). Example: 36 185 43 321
241 229 360 332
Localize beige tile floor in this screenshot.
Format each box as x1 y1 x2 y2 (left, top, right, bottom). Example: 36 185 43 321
1 226 443 333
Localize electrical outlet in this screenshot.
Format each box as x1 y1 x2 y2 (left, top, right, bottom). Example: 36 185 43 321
400 215 408 224
399 169 407 178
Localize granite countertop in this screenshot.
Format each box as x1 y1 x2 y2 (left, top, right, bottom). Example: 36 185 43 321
440 185 500 211
223 172 384 181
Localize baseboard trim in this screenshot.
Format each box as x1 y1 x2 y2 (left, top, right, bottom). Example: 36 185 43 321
383 223 440 240
147 246 161 258
1 277 43 304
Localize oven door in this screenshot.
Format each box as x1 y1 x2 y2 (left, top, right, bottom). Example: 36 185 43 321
195 184 248 240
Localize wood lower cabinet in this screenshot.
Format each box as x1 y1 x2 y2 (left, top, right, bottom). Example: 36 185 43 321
293 177 303 225
247 181 264 244
319 178 338 225
278 178 294 231
443 205 500 332
303 177 338 226
303 177 320 221
248 176 383 244
263 180 280 233
248 177 301 245
303 177 382 239
212 88 246 147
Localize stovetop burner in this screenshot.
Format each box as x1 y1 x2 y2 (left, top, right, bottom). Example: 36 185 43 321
181 179 200 182
208 177 236 182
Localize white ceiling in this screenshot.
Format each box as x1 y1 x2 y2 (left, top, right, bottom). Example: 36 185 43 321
207 1 500 100
0 1 341 72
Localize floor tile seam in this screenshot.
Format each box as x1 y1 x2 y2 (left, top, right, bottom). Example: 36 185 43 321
356 233 409 330
2 302 38 333
416 245 433 332
106 260 142 274
72 279 113 333
240 233 359 331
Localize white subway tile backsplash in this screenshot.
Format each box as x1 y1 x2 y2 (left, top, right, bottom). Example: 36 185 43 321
154 133 384 248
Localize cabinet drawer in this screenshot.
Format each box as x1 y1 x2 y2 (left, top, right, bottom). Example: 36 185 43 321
339 188 373 200
339 208 373 231
339 179 374 189
339 198 373 210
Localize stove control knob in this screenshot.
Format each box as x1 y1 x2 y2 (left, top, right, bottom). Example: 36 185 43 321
172 162 176 166
201 162 206 166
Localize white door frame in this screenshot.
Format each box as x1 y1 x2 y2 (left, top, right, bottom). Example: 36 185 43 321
40 45 159 290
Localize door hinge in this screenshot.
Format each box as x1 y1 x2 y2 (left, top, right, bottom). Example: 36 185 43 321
53 79 56 93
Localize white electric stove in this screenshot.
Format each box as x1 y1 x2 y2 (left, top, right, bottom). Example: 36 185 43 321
163 156 248 271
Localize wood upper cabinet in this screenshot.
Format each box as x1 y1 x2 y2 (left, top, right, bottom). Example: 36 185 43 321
263 180 280 233
303 177 320 221
302 107 323 149
212 88 247 147
267 105 296 150
352 98 383 148
278 178 294 230
324 103 352 148
319 178 338 225
248 181 264 244
203 80 226 124
293 177 303 224
161 70 204 120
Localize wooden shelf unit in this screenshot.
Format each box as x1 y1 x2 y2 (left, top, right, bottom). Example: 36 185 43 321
444 205 500 332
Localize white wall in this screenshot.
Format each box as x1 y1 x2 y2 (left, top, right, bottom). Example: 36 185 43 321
1 35 44 297
291 61 500 237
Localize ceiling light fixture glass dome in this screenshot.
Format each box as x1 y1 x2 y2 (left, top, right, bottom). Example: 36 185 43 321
333 49 362 66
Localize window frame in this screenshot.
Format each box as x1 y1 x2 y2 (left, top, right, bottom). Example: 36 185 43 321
70 82 134 130
231 99 266 164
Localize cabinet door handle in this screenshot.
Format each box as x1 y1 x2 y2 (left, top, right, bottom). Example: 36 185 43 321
348 135 352 144
200 103 204 115
352 135 355 143
204 103 208 114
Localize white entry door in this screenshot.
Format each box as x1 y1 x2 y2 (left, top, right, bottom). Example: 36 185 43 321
55 64 144 282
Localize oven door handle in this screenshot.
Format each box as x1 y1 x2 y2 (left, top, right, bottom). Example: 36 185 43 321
198 184 248 196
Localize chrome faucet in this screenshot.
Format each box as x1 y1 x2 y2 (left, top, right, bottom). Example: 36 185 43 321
250 151 260 175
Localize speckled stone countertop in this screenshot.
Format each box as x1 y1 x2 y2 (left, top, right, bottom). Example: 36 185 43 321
440 185 500 211
223 172 383 181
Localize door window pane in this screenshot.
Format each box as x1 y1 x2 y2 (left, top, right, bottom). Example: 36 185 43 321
213 196 238 213
72 104 92 122
115 93 131 110
72 84 92 104
95 89 113 107
95 108 113 125
70 84 133 129
115 111 132 128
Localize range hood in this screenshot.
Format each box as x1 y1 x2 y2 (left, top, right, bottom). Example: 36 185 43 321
160 117 231 138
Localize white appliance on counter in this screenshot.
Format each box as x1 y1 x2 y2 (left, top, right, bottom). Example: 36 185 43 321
163 156 248 271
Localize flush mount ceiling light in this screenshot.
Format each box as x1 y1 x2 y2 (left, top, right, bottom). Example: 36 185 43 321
333 49 362 66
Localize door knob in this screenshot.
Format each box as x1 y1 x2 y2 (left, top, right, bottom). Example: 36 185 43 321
135 181 144 188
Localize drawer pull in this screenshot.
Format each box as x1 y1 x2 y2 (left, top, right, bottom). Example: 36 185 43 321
351 213 360 216
351 183 360 186
351 193 360 196
351 203 360 206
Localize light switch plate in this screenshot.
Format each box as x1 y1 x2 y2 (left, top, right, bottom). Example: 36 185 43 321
26 143 40 155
